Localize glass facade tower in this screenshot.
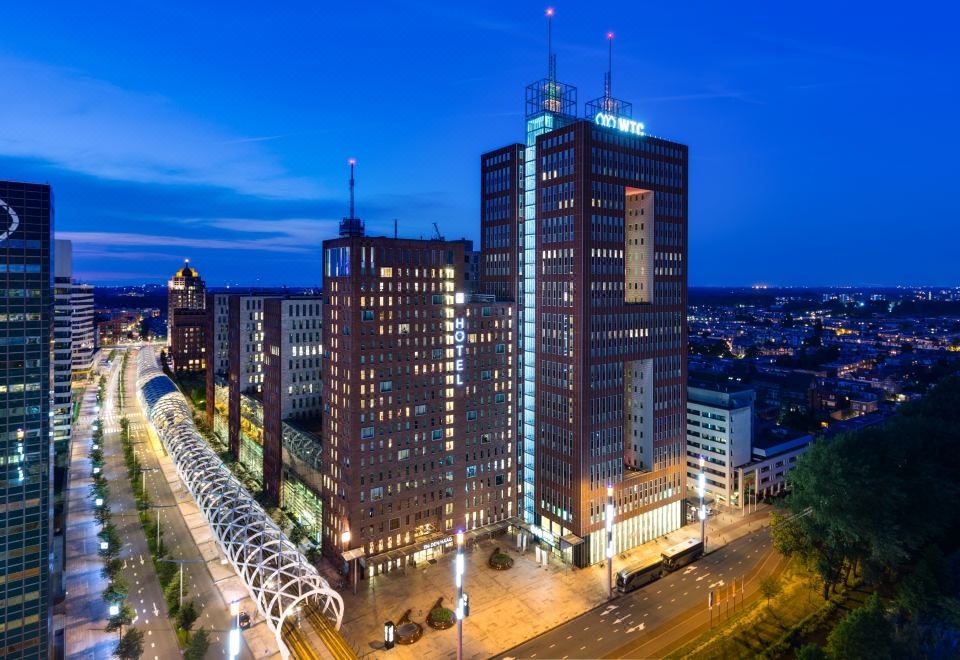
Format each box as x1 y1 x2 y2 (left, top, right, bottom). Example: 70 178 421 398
0 180 52 658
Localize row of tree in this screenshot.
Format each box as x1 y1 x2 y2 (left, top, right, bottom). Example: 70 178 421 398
772 375 960 657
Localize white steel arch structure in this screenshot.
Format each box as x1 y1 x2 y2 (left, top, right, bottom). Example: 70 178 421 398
136 347 343 658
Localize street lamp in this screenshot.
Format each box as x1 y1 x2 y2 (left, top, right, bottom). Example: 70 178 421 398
229 600 240 659
108 603 122 641
606 484 614 599
341 529 357 595
455 530 465 660
698 457 707 550
95 497 104 507
384 620 395 650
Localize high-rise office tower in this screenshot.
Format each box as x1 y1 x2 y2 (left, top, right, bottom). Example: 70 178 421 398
479 144 525 304
482 25 689 566
322 235 515 575
167 259 206 326
53 240 73 456
167 260 206 372
0 180 53 657
70 282 95 381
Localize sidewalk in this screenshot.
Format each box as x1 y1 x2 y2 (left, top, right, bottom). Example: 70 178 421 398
335 505 773 659
63 380 113 659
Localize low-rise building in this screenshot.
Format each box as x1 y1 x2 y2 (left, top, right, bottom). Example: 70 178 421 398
686 379 754 508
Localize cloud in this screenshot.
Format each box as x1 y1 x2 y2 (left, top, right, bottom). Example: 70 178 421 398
57 230 310 253
0 54 321 199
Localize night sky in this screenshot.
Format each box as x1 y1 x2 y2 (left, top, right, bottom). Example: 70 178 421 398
1 1 956 286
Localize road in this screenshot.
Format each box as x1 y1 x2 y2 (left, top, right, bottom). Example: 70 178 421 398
100 351 182 660
497 529 785 660
121 346 254 659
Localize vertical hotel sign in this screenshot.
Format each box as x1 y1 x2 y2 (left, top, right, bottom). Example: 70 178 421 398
453 292 466 385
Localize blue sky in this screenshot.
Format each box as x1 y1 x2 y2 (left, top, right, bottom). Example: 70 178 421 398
1 1 956 286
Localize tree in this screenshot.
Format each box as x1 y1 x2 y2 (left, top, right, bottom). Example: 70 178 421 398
114 627 144 660
794 643 827 660
101 558 123 582
760 575 782 607
105 602 135 639
177 599 200 634
183 628 210 660
826 594 896 659
103 576 129 604
289 523 307 546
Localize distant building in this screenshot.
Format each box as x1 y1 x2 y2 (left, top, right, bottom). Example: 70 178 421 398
170 308 207 373
0 180 53 657
53 240 73 454
167 259 206 330
167 260 206 372
70 282 95 380
686 380 755 507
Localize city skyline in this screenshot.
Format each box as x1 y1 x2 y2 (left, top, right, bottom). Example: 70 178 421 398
2 2 956 286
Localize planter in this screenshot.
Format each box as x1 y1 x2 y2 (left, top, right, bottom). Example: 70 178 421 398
488 547 514 570
426 597 456 630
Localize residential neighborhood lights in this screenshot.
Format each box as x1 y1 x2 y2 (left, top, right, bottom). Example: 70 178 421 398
606 484 614 599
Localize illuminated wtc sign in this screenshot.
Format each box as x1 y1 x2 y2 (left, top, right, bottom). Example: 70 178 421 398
594 112 645 136
454 317 466 385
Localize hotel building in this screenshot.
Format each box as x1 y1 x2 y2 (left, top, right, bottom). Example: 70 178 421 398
322 233 515 575
481 43 689 566
0 180 53 658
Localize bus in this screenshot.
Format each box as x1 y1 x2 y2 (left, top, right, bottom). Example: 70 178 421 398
616 558 664 594
661 538 704 571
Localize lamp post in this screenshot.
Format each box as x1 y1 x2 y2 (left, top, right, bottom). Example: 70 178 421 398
384 620 395 650
229 600 240 659
109 603 121 641
698 457 707 550
342 529 357 595
455 530 465 660
606 484 614 599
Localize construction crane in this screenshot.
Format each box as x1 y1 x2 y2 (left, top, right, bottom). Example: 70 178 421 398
432 222 444 241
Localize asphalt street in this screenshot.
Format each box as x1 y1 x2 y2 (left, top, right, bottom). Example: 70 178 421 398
497 529 783 660
101 352 181 660
122 346 255 659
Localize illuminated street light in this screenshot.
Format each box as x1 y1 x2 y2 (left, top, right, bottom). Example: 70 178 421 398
384 620 395 650
109 604 119 617
698 457 707 550
229 600 240 659
100 541 109 551
95 497 104 507
606 484 614 599
455 530 465 660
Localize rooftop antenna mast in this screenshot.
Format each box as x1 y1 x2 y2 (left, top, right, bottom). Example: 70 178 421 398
339 158 365 237
547 7 556 82
604 32 613 107
349 158 356 219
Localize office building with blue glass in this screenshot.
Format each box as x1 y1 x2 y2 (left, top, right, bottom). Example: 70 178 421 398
0 180 53 657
